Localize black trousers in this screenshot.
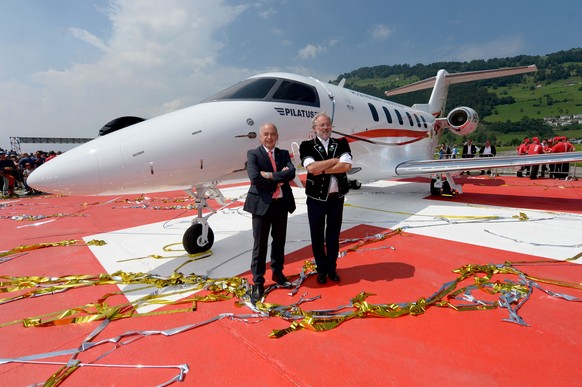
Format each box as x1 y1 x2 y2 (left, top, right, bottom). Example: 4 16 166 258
250 199 288 286
530 164 540 178
306 194 344 276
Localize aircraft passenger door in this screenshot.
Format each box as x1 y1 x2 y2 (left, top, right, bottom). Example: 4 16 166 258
313 79 336 122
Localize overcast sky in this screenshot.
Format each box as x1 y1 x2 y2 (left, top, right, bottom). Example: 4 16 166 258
1 0 581 151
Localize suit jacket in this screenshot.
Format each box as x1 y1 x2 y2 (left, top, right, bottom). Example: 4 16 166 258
299 137 351 201
243 146 296 216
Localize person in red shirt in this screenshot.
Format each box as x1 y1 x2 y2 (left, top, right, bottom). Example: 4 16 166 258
527 138 544 179
552 136 576 179
0 151 17 197
540 139 552 178
563 136 576 152
516 138 530 177
45 151 57 162
544 138 555 177
551 136 567 179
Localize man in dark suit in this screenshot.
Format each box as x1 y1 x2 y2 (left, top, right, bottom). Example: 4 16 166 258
460 139 477 175
244 122 296 303
299 112 352 285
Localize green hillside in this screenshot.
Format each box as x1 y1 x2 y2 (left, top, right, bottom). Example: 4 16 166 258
486 76 582 121
335 48 582 146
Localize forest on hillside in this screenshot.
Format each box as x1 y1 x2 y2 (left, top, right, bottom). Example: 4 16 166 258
335 48 582 87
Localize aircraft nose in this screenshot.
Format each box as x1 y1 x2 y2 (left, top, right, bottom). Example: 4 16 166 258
27 149 101 195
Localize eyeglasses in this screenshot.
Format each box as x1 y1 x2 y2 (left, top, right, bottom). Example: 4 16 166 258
315 123 332 128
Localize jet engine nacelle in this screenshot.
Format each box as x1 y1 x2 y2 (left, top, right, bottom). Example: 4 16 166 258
447 107 479 136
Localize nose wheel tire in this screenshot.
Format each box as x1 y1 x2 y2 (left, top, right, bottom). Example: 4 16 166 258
183 224 214 254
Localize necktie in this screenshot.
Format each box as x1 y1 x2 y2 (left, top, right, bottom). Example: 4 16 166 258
268 150 282 199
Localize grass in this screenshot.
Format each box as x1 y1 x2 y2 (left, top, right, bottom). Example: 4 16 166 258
486 77 582 121
494 128 582 145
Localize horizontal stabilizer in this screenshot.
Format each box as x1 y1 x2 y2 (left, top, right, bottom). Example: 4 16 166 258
385 65 537 97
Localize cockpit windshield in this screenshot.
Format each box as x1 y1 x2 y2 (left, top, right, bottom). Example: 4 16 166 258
203 77 319 107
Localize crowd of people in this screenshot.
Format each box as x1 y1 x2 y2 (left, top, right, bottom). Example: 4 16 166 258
0 149 60 197
438 139 497 175
516 136 576 179
438 136 577 179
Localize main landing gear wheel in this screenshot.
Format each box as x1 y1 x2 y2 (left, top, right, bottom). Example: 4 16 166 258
349 179 362 189
430 177 453 196
182 223 214 254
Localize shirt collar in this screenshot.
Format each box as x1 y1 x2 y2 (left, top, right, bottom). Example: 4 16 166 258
317 136 330 149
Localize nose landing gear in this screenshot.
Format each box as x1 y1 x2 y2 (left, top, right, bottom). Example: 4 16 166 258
182 185 224 254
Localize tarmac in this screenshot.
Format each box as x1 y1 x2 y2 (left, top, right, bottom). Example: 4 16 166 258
1 173 581 386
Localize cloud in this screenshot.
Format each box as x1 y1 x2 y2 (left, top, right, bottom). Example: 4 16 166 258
68 27 108 51
370 24 392 40
0 0 250 149
446 36 526 62
297 39 340 60
298 44 324 59
258 8 277 19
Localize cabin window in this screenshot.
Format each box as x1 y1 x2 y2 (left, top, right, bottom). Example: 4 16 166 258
413 113 421 128
382 107 393 124
394 109 404 125
368 103 379 122
272 80 318 105
405 112 414 126
420 115 428 128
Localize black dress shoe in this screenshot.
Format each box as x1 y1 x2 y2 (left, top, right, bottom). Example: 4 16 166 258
250 284 264 303
316 273 327 284
271 271 289 285
328 272 340 282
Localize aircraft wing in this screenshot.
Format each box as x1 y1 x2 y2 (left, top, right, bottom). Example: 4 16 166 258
394 151 582 176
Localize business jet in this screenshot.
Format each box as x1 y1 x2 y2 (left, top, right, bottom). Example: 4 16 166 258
27 65 582 254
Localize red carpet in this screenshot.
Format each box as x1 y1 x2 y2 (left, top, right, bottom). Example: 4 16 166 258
404 175 582 213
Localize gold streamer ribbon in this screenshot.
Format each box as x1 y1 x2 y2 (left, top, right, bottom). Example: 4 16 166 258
0 239 105 258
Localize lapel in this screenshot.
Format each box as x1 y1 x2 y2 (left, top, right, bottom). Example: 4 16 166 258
313 138 337 159
327 138 338 158
313 139 327 159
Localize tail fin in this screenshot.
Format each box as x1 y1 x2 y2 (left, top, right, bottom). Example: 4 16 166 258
385 65 537 117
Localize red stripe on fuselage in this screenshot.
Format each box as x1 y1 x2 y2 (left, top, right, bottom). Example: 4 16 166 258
342 128 428 144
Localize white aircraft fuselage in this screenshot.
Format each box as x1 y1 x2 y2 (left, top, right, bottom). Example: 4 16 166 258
27 72 442 195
